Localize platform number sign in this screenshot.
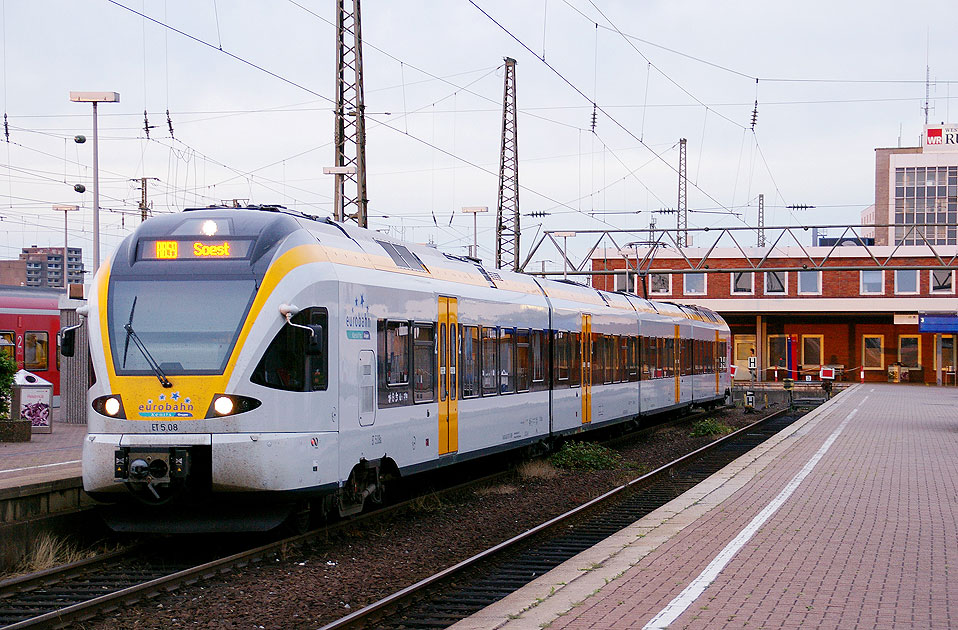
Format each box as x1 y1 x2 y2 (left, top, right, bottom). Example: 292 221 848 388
747 356 756 370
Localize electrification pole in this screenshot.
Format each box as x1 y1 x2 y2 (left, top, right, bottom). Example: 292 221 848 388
496 57 520 271
757 193 766 247
131 177 159 222
677 138 688 247
333 0 369 228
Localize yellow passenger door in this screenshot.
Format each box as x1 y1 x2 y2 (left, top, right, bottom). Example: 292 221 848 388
438 297 459 454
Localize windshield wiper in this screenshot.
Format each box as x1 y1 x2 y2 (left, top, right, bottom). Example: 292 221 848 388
122 297 173 388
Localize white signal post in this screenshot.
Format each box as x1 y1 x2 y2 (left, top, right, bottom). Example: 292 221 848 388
70 91 119 275
462 206 488 258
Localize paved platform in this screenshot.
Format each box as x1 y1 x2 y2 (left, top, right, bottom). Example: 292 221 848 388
454 384 958 630
0 416 85 492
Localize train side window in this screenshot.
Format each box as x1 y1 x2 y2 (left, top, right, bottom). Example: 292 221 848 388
252 308 328 392
24 331 49 371
481 327 498 396
570 332 582 386
629 336 639 382
375 320 411 407
0 331 13 359
516 329 531 392
413 324 435 403
531 330 544 384
499 327 516 394
461 325 480 398
555 331 569 384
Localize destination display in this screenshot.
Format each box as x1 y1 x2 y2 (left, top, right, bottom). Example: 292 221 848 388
138 238 253 261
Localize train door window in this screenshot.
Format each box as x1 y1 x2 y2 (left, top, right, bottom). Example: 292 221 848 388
570 332 582 386
481 327 498 396
413 324 435 403
439 323 447 401
898 335 920 369
802 335 824 368
531 330 545 386
308 309 329 391
498 328 516 394
555 331 569 384
0 331 13 359
516 329 531 392
863 335 884 370
461 325 480 398
24 331 49 371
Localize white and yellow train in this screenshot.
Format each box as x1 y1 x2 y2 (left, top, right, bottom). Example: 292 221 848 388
70 205 731 532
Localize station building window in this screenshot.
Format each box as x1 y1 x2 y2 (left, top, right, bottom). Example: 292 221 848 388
797 270 821 295
863 335 884 370
894 270 919 294
649 273 671 295
930 269 954 294
767 335 787 373
801 335 823 368
764 271 786 295
860 270 884 295
731 272 753 294
898 335 920 369
683 273 706 295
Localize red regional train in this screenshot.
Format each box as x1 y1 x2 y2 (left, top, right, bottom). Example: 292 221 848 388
0 286 62 402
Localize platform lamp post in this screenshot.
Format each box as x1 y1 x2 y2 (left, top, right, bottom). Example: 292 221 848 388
70 91 119 276
554 232 576 280
461 206 488 258
53 205 79 288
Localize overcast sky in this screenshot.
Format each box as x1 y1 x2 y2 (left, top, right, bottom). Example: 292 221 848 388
1 0 955 274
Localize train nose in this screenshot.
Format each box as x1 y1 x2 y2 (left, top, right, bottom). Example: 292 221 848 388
128 459 150 480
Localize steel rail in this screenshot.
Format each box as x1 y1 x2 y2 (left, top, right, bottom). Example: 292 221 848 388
317 406 791 630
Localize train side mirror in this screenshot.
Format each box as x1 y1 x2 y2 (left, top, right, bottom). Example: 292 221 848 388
59 326 78 357
306 325 324 356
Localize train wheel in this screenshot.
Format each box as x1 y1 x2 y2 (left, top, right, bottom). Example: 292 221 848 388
284 500 312 535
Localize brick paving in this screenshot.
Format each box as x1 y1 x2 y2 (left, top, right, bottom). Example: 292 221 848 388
0 408 85 491
458 384 958 630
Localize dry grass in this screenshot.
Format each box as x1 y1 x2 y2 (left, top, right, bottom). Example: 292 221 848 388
517 459 559 480
5 533 98 578
476 484 518 496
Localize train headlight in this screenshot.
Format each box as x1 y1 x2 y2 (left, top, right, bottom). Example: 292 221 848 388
213 396 233 416
205 394 261 418
92 395 126 419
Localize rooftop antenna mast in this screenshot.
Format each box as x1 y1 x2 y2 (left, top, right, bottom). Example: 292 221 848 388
333 0 369 228
496 57 520 271
677 138 688 247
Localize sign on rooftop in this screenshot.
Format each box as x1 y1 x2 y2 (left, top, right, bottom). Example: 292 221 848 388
923 124 958 152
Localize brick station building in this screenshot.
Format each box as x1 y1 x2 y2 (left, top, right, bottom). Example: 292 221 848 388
591 245 958 385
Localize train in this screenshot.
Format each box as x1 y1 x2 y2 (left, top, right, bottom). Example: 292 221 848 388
71 205 732 532
0 286 62 403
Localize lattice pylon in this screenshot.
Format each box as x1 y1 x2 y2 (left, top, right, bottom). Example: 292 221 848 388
496 57 520 271
677 138 687 247
333 0 369 228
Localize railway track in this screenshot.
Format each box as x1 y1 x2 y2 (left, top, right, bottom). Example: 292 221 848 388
318 407 798 630
0 405 758 629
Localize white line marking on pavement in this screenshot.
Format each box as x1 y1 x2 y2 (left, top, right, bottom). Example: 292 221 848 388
643 409 857 630
0 460 81 475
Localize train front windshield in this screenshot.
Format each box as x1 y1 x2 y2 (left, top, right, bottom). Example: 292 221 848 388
107 279 257 375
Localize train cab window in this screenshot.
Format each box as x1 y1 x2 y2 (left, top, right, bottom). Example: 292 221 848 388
24 332 49 371
461 325 480 398
252 308 328 392
481 327 498 396
516 329 531 392
0 331 13 359
413 324 435 403
498 328 516 394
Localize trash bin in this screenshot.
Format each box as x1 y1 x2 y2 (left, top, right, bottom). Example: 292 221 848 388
12 370 53 434
887 364 900 383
